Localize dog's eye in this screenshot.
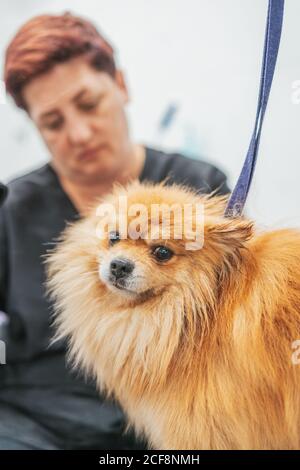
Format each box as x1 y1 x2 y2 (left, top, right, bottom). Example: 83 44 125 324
108 231 120 246
152 246 174 262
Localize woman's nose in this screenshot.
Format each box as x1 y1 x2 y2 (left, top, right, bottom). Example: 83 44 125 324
66 119 93 146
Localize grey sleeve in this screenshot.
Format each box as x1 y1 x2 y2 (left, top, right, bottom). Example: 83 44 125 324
0 208 8 368
209 166 231 196
0 208 7 313
182 159 231 196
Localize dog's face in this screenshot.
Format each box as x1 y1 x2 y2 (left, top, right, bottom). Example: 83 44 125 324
85 181 253 306
97 187 202 300
99 233 179 299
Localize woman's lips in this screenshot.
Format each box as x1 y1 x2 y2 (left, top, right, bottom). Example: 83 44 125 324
78 145 104 161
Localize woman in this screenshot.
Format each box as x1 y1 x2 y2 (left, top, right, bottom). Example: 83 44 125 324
0 13 229 449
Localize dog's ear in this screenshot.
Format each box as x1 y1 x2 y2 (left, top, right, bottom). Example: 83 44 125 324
206 218 254 250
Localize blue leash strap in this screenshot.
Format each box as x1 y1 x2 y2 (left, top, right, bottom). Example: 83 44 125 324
224 0 285 218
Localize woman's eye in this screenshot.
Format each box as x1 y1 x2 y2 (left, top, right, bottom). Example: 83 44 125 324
108 231 120 246
152 246 174 262
79 99 100 111
45 118 63 131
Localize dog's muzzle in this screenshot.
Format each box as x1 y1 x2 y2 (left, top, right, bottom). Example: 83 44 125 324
109 258 134 282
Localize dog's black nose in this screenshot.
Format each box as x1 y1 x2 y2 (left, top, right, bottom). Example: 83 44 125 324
110 258 134 279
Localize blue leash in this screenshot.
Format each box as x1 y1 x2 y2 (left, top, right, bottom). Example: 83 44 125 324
224 0 285 218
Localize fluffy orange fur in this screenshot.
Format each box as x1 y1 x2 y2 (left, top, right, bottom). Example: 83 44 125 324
46 181 300 449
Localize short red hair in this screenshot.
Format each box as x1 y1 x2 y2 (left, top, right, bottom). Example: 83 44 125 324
4 13 116 110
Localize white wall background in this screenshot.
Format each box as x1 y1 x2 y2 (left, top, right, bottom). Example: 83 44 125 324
0 0 299 228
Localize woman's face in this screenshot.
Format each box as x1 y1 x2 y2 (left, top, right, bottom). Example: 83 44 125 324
23 57 132 184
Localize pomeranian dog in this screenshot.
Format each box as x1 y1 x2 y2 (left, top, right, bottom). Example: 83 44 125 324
46 181 300 450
